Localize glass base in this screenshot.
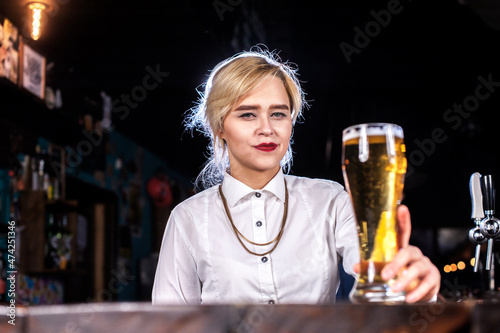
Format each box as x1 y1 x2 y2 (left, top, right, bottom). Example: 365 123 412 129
349 283 406 304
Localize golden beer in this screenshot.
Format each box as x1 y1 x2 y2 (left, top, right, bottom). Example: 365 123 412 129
342 123 407 303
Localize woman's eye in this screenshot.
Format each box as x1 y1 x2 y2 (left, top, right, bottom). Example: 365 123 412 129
272 112 288 118
239 113 255 119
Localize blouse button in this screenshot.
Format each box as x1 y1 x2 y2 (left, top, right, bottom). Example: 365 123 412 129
268 300 275 304
261 256 268 263
255 193 261 198
256 221 262 227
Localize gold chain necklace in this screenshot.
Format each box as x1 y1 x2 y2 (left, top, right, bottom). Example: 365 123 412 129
218 181 288 256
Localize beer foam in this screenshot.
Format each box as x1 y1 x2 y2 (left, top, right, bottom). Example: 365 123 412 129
342 123 404 142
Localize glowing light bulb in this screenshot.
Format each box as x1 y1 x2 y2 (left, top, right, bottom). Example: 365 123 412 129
29 3 46 41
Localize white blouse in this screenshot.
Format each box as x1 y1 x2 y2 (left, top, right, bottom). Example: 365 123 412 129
152 169 359 305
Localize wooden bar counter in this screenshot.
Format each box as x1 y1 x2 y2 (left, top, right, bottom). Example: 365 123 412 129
2 300 496 332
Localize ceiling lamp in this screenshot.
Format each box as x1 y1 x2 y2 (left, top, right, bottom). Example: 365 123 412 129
23 0 56 41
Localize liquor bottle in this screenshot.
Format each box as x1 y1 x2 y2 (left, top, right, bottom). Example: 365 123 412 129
59 214 72 270
45 213 58 269
31 157 39 191
38 158 45 193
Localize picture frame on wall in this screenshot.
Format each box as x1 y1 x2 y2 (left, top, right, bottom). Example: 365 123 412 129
19 39 46 99
0 17 20 84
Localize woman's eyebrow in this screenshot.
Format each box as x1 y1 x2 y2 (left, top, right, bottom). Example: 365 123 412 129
234 104 260 111
233 104 289 111
269 104 290 110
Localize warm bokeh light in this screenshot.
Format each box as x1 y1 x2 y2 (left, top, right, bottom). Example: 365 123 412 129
470 258 475 267
444 261 470 273
29 3 46 41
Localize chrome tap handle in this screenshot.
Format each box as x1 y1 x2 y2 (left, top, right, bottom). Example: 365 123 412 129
479 175 499 240
479 174 498 270
469 227 486 272
474 244 482 273
481 217 500 238
470 172 484 221
482 175 496 215
486 238 495 270
470 173 485 272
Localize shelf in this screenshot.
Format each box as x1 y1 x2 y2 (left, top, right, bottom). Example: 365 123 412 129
0 79 82 148
45 199 79 208
16 187 116 304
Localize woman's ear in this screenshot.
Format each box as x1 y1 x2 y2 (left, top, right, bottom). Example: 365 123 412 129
216 135 226 148
218 127 225 141
219 134 226 145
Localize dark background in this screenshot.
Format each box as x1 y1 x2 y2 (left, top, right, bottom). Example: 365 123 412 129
1 0 499 232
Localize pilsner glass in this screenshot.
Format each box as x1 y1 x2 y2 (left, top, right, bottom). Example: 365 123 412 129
341 123 407 303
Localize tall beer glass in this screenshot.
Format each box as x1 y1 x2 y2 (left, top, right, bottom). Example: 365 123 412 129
342 123 407 303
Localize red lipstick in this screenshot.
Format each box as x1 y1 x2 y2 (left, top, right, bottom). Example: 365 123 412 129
255 143 278 152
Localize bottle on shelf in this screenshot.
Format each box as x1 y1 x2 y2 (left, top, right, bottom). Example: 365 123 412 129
45 213 58 269
58 214 72 270
31 156 39 191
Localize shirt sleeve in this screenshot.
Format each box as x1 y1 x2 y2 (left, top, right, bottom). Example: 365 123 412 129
333 190 359 278
152 207 201 305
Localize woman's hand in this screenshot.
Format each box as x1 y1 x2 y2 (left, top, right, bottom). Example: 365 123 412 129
382 205 441 302
352 205 441 302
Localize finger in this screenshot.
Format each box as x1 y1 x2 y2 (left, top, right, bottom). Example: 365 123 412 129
397 205 411 248
390 255 432 292
353 262 360 274
385 250 441 303
381 246 423 281
405 264 441 303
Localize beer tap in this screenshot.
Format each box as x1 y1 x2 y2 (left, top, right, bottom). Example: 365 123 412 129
479 175 500 270
469 172 486 272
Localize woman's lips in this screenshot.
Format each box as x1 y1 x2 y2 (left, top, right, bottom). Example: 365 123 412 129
254 143 278 152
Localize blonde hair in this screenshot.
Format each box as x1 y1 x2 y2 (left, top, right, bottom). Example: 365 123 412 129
185 46 307 190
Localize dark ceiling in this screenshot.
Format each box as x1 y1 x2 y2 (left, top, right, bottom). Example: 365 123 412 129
1 0 500 229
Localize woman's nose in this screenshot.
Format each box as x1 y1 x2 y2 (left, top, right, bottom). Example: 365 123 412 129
258 118 273 135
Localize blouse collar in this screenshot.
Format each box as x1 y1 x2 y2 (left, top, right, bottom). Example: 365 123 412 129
220 169 286 207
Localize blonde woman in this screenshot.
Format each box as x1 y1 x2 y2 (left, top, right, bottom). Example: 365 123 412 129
152 47 440 305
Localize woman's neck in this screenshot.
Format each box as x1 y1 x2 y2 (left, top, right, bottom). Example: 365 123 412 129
229 166 280 190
